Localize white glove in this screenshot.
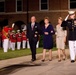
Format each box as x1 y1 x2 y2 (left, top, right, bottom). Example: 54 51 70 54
65 15 69 21
12 23 15 28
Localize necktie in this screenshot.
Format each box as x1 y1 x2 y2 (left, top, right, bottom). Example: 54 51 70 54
31 24 34 30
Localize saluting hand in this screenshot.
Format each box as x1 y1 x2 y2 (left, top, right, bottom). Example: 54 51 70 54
12 23 15 28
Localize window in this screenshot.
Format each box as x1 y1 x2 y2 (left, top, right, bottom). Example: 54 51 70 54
70 0 76 9
40 0 49 11
16 0 22 12
0 0 5 12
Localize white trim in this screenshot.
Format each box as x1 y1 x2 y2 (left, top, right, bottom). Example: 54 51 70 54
28 10 68 13
39 0 49 11
16 0 23 12
0 10 69 15
68 0 70 10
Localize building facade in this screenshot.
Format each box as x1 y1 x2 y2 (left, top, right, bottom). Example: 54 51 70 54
0 0 76 30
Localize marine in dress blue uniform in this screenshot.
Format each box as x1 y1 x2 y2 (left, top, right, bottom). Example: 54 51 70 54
61 11 76 63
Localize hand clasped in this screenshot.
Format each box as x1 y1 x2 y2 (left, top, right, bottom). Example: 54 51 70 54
44 32 49 35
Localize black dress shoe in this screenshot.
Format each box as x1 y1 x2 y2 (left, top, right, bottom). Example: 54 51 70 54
31 59 36 62
71 60 75 63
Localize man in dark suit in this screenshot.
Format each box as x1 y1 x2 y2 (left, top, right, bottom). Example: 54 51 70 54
27 16 41 61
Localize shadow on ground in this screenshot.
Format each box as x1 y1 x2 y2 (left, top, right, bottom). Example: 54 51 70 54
0 61 42 75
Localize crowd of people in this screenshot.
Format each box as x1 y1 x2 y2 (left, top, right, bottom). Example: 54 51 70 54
0 10 76 63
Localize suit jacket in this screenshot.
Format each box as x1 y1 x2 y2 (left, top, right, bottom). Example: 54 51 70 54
27 22 41 41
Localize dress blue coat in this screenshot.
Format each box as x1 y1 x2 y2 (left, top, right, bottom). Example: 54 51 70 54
42 24 55 49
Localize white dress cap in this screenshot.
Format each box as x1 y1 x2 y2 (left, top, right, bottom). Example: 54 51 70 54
68 11 75 15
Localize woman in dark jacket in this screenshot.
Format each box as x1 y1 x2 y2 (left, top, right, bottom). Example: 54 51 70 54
42 17 55 62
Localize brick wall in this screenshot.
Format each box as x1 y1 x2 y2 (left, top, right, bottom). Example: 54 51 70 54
0 0 70 29
6 0 16 12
